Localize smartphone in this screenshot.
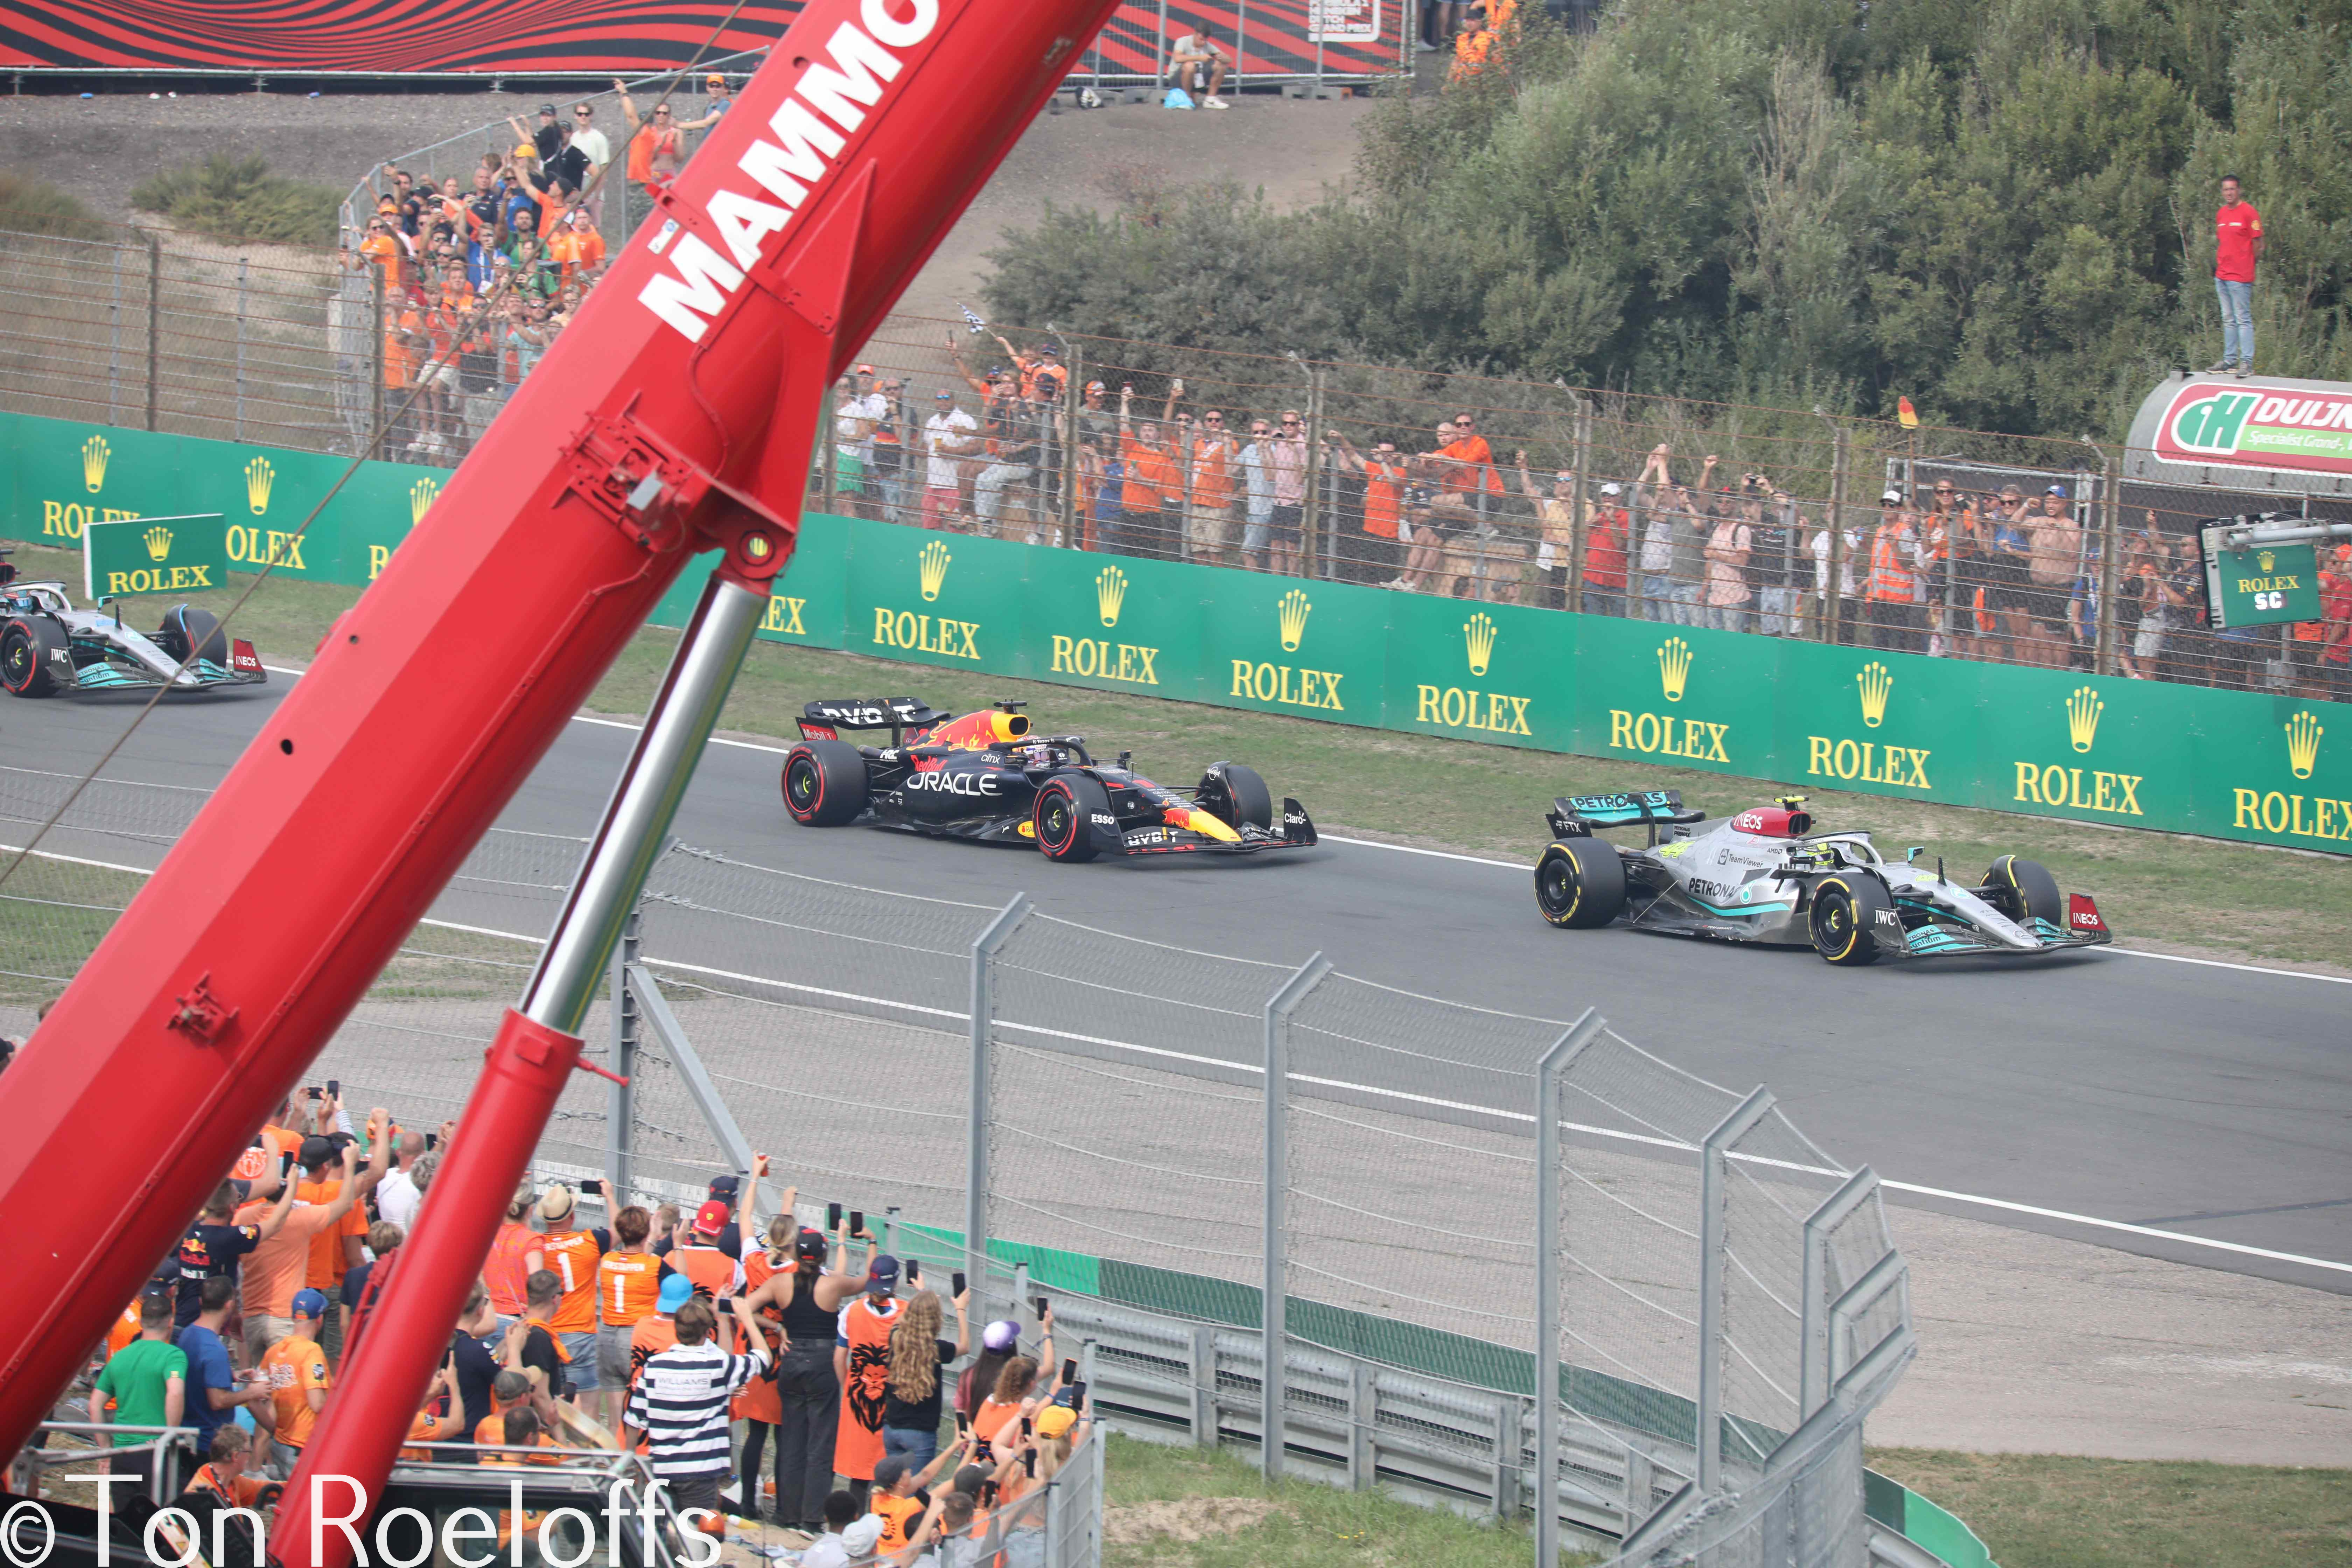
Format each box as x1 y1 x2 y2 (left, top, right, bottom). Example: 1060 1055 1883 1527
826 1202 843 1233
325 1079 339 1100
1019 1416 1032 1440
954 1411 970 1436
1065 1380 1088 1410
848 1209 864 1237
905 1259 920 1284
952 1272 966 1297
305 1086 322 1100
424 1132 438 1151
1023 1450 1037 1477
1060 1358 1077 1386
1034 1295 1049 1320
278 1150 296 1178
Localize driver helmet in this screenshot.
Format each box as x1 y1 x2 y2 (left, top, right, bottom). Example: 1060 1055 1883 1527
1020 742 1054 769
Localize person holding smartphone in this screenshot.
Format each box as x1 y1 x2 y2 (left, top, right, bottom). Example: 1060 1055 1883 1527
880 1281 970 1471
740 1212 872 1530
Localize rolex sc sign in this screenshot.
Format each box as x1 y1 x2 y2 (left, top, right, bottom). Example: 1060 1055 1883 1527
2155 382 2352 479
84 512 229 600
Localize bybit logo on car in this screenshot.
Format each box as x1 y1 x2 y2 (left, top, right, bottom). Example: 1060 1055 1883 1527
1052 565 1158 686
1607 637 1729 762
1415 611 1531 736
1806 661 1931 790
1231 589 1344 711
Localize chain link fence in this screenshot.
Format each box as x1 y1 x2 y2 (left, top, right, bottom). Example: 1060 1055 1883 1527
4 762 1912 1565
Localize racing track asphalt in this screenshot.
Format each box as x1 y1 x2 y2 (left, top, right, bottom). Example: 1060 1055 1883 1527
12 680 2349 1295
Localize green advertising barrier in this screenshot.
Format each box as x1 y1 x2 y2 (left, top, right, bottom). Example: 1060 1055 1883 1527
82 512 227 601
4 411 2343 855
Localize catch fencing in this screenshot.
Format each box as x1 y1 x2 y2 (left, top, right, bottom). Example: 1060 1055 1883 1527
2 764 1914 1565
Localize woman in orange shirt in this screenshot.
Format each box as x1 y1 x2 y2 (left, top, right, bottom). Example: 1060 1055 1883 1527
1116 385 1183 561
483 1179 538 1322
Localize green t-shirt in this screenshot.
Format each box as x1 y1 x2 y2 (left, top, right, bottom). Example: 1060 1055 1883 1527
96 1338 187 1446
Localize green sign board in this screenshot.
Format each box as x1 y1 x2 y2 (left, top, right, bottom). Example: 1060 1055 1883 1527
2199 527 2322 629
83 511 227 600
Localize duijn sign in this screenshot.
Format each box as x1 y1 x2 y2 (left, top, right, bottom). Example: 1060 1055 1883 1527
0 411 2341 855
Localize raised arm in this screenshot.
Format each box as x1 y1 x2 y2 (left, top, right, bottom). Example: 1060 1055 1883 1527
1161 377 1183 424
946 332 989 397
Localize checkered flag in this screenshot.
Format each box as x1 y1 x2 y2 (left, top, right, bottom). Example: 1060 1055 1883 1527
957 301 988 335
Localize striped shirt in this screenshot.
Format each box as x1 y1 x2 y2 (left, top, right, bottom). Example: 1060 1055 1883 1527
625 1342 758 1477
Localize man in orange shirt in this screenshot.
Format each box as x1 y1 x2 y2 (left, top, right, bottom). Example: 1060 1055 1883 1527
259 1289 332 1479
237 1130 384 1365
594 1203 667 1432
1187 409 1238 564
1116 384 1183 561
547 207 607 287
534 1184 605 1402
628 1273 691 1391
293 1135 370 1365
1434 412 1504 500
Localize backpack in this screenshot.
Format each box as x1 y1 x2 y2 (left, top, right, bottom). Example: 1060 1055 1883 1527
1163 87 1195 110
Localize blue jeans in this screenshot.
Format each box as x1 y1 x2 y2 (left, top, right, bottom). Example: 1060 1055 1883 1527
1640 574 1675 621
1708 603 1750 636
1756 585 1800 636
1580 588 1625 618
1668 583 1705 627
2215 278 2254 369
882 1425 938 1472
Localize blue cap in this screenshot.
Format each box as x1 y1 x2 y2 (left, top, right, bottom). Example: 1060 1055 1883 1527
866 1255 900 1295
291 1288 329 1319
2045 484 2068 498
657 1273 693 1312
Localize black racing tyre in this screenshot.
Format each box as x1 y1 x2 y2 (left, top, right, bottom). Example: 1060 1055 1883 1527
1 617 62 698
1033 774 1111 863
1808 874 1891 966
155 605 226 667
1981 855 2062 931
1198 762 1273 831
1534 839 1626 929
781 739 868 826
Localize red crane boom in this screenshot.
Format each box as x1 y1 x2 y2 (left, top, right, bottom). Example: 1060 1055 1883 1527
0 0 1118 1553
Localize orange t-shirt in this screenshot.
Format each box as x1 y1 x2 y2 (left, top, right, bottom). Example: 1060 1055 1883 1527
231 1125 302 1184
730 1251 786 1425
189 1464 269 1510
538 1229 604 1334
597 1250 662 1328
972 1395 1025 1450
835 1297 900 1482
548 227 606 284
1121 437 1180 513
1440 434 1503 495
1362 459 1406 539
359 232 406 290
235 1202 344 1320
260 1334 331 1449
483 1220 538 1317
626 1314 677 1390
1190 438 1234 511
297 1177 368 1289
400 1406 462 1462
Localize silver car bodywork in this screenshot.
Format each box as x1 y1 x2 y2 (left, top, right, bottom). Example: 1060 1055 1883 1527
1 580 265 693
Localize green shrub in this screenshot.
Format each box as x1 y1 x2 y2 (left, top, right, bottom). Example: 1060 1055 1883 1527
0 169 107 239
131 155 339 247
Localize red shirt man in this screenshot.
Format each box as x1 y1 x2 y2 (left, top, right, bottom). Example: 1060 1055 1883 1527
2214 181 2263 284
1583 499 1629 592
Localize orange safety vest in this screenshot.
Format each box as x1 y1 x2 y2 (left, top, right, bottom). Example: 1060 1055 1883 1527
1866 525 1918 603
835 1297 901 1481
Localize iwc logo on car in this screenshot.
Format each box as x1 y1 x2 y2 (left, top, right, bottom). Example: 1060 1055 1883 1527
1606 637 1730 762
2229 711 2350 841
1414 611 1531 735
1804 662 1932 790
1230 588 1345 711
1052 565 1160 685
873 542 981 659
2011 686 2143 815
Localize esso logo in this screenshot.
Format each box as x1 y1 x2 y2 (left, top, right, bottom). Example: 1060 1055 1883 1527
1733 811 1766 833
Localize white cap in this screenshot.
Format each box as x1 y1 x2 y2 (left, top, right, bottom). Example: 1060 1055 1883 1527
1599 482 1622 496
842 1516 884 1555
1881 488 1904 503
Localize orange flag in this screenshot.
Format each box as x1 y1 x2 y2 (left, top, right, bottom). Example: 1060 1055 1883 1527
1896 396 1920 429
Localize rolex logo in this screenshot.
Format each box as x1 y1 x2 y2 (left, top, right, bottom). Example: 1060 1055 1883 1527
409 477 438 526
2286 710 2324 780
1464 612 1496 677
1278 589 1311 652
919 539 952 602
2258 549 2276 573
2066 686 2104 754
142 525 173 562
82 434 110 492
1856 662 1892 728
1657 637 1692 703
1096 565 1127 628
245 456 274 515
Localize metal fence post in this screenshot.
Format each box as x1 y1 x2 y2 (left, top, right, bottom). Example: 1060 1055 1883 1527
1061 338 1082 547
1799 1167 1877 1422
235 257 247 443
969 894 1031 1324
1299 366 1324 580
370 265 386 460
607 910 641 1197
1697 1087 1775 1494
2088 442 2120 674
1825 423 1850 645
629 956 754 1183
145 232 161 433
1261 951 1330 1481
109 244 123 427
1567 397 1592 610
1190 1323 1218 1447
1534 1008 1604 1568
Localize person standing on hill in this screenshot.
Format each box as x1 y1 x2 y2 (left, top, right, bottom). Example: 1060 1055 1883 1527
2210 175 2263 379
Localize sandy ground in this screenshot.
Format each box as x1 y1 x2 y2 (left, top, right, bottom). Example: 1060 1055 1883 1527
0 86 1378 330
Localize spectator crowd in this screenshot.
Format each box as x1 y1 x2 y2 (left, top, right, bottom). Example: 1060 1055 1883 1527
41 1075 1092 1566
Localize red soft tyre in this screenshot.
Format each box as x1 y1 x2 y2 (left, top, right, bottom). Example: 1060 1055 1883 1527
1 617 63 698
782 739 868 826
1032 777 1104 862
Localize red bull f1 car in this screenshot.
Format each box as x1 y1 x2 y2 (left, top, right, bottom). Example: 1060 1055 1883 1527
781 697 1318 862
1532 789 2113 965
0 548 265 698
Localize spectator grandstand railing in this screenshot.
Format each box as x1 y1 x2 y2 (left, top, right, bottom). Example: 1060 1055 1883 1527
1 201 2334 701
3 769 1915 1566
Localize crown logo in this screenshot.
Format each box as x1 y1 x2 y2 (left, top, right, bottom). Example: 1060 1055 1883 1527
918 539 952 601
2258 549 2276 573
245 455 274 515
1856 662 1892 728
409 477 438 527
82 434 110 492
1278 589 1312 652
2286 710 2324 780
1096 565 1127 628
1657 637 1692 703
2066 686 2104 753
1464 612 1497 677
142 525 173 562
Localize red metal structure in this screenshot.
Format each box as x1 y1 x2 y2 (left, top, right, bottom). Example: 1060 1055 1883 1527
0 0 1119 1556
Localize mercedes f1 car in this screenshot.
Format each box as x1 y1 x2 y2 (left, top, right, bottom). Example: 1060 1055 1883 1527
1532 789 2113 965
0 548 265 698
781 697 1317 862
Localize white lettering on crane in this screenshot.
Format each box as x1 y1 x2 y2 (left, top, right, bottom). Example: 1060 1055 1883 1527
635 0 942 343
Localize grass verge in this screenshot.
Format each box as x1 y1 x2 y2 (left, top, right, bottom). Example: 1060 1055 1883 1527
129 155 342 247
10 538 2347 969
1868 1448 2352 1568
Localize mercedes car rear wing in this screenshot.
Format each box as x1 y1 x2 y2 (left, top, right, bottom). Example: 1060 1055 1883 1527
1546 790 1708 846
